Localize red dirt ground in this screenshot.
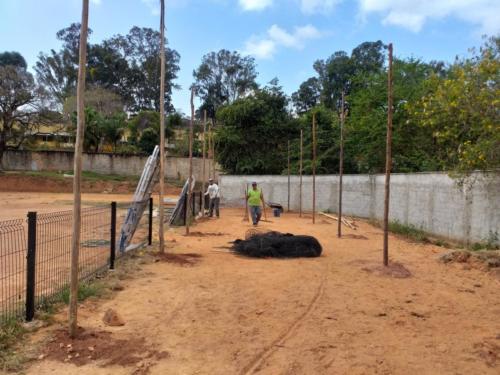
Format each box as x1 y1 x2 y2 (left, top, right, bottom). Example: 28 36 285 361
23 208 499 375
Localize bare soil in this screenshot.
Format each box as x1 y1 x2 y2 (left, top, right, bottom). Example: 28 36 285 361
21 208 499 375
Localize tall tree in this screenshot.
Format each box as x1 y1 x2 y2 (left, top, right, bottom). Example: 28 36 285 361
291 77 321 114
0 62 54 168
411 36 500 175
107 26 180 112
35 23 93 106
193 49 258 118
216 85 294 174
35 24 180 112
0 51 27 69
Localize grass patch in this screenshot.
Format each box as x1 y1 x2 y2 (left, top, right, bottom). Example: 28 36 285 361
388 221 429 242
0 318 27 372
60 281 108 304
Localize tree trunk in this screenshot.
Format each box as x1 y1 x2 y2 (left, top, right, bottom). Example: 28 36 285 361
69 0 89 339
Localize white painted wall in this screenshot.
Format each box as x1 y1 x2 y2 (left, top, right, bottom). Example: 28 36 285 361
220 172 500 244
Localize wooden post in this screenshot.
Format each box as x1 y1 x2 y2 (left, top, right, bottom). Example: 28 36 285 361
211 119 216 180
338 90 345 238
186 88 194 235
69 0 89 339
287 139 290 212
202 109 207 198
383 43 394 267
158 0 166 253
208 121 212 179
312 112 316 224
299 129 303 217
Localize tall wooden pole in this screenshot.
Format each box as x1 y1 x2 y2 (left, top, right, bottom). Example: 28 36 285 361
186 88 194 235
202 109 207 195
211 119 216 180
312 112 316 224
337 90 345 238
383 43 394 267
69 0 89 338
287 139 290 212
299 129 303 217
158 0 166 253
208 121 213 179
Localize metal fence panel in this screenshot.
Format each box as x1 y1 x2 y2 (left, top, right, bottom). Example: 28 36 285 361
0 219 27 322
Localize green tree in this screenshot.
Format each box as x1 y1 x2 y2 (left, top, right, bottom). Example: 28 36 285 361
0 51 27 69
291 77 321 114
345 58 445 173
193 49 258 118
0 61 54 168
216 85 294 174
129 110 174 153
289 106 339 174
36 24 180 112
411 36 500 174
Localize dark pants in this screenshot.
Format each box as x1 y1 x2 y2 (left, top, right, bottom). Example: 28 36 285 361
250 205 262 225
209 197 220 217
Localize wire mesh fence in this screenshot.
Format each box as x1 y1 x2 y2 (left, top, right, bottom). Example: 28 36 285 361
0 219 27 322
0 198 153 324
33 207 111 310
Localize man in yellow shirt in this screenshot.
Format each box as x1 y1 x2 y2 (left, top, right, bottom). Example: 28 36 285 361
247 181 264 226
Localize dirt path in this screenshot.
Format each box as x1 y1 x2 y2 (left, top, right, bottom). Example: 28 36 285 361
24 209 500 374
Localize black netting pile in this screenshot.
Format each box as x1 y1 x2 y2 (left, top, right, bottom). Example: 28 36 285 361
232 231 322 258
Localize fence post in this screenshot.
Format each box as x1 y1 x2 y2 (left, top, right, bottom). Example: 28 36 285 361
183 192 188 225
192 193 196 216
148 197 153 246
110 202 117 270
199 191 202 214
26 211 37 322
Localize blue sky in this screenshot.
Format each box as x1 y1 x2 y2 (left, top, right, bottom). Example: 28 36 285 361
1 0 499 114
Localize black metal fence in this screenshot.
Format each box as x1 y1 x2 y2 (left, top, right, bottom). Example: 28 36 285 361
0 198 153 323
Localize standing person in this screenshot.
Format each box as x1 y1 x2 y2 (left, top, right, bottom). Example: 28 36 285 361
247 181 264 226
205 178 220 218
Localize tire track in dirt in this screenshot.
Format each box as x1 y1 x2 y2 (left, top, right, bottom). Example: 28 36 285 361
239 261 330 375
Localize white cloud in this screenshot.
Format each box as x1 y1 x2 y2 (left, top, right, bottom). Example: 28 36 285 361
90 0 101 4
244 24 323 59
239 0 273 11
358 0 500 34
300 0 342 14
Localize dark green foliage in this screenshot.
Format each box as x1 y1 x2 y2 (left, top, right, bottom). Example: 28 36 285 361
289 106 339 174
128 110 174 154
216 84 295 174
35 24 180 112
0 51 27 69
193 49 258 118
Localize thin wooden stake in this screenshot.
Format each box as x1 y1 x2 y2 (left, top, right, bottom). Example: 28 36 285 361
338 90 345 238
211 119 216 180
208 121 213 179
299 129 303 217
312 112 316 224
69 0 89 339
383 43 394 267
158 0 166 253
202 109 207 196
287 139 290 212
186 88 194 235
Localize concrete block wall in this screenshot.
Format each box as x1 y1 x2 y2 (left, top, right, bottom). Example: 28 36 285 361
220 173 500 244
2 150 220 181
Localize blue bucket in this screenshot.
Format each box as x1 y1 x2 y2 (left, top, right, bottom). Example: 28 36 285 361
273 208 281 217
